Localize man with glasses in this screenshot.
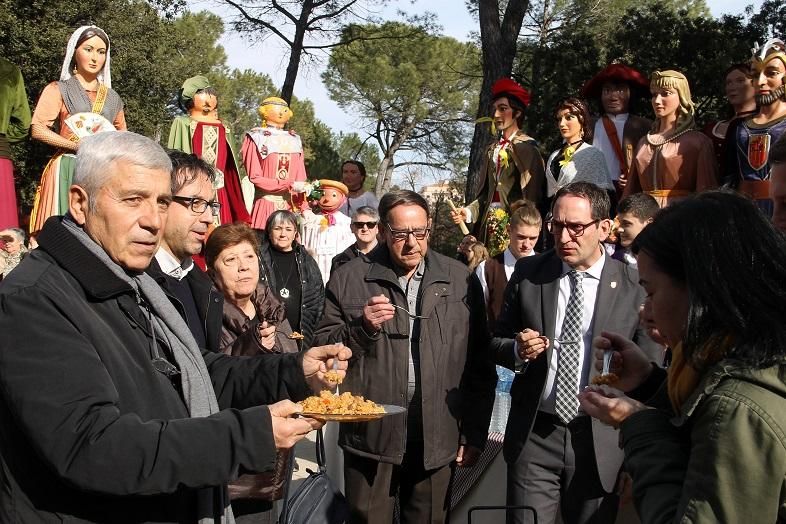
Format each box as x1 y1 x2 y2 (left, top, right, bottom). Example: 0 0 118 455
147 151 272 354
330 206 381 274
316 190 496 523
490 182 660 524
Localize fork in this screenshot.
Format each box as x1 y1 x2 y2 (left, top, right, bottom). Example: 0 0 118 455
390 303 430 320
602 349 613 376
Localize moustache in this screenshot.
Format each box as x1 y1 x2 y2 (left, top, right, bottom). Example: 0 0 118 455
756 85 786 106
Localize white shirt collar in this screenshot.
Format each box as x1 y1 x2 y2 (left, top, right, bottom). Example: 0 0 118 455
561 248 606 280
154 249 195 281
604 113 629 123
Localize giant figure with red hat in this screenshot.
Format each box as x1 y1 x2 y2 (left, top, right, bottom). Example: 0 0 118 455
582 63 652 199
725 38 786 216
453 78 546 245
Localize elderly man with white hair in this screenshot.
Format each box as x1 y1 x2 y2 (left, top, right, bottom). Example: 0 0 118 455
0 131 350 523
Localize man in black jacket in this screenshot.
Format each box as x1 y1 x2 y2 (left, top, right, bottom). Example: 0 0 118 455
329 205 380 275
315 190 496 524
0 132 348 523
148 151 276 354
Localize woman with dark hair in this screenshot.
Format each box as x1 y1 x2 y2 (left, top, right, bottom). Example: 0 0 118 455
545 97 614 200
258 210 325 349
704 63 756 167
205 222 297 356
339 159 379 215
578 190 786 523
204 222 296 522
29 25 126 235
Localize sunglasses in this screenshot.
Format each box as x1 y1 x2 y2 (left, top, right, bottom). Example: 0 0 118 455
352 221 378 229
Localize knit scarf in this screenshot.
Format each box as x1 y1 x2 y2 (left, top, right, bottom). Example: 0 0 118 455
667 338 727 414
62 215 234 524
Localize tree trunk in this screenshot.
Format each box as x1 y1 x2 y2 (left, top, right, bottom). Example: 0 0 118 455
465 0 529 202
375 155 395 196
374 119 418 196
280 0 313 103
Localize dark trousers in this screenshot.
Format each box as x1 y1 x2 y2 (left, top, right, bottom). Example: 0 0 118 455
506 413 618 524
344 441 452 524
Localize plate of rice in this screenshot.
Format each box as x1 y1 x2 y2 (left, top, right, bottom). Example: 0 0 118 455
299 391 406 422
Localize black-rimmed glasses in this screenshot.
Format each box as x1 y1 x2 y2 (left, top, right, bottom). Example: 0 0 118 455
172 196 221 216
546 219 599 238
352 221 378 229
384 223 430 242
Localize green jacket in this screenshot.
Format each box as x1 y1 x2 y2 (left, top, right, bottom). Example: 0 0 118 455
621 360 786 523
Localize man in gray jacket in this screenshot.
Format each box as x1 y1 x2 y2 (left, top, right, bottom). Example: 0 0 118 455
315 189 496 524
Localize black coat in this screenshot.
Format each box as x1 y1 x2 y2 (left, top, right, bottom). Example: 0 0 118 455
146 257 224 353
0 217 311 523
257 237 324 350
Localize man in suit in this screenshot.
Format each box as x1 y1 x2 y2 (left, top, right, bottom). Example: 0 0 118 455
491 181 661 524
582 64 652 200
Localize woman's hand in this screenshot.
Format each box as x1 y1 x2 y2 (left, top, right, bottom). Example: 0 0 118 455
578 385 648 428
302 343 352 392
257 320 276 350
593 331 653 392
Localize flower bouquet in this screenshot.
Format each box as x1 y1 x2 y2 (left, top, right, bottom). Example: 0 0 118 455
486 207 510 257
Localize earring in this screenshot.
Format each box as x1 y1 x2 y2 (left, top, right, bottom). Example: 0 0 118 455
72 66 78 74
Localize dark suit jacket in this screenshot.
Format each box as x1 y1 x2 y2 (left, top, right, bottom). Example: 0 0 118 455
590 114 652 174
490 249 662 493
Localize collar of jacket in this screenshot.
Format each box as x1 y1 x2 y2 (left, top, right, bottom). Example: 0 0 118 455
671 358 783 426
36 216 135 300
365 246 450 291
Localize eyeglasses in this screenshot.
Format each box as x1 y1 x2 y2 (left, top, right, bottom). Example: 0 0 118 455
385 223 430 242
546 219 599 238
171 196 221 216
352 221 378 229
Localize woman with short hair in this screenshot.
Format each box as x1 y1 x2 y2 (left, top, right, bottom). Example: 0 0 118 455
258 210 325 349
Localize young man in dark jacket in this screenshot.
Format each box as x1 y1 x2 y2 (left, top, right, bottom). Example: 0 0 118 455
315 189 496 524
0 132 348 523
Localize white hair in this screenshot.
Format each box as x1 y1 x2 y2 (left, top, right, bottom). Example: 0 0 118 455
74 132 172 208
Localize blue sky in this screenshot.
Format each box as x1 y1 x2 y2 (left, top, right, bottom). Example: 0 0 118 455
194 0 763 139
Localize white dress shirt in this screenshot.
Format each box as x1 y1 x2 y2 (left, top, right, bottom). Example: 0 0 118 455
539 254 606 414
593 113 629 181
154 249 195 281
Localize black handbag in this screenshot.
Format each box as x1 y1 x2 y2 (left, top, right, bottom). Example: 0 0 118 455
278 428 350 524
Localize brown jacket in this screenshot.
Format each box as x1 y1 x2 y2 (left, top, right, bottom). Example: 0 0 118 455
314 248 496 468
218 283 298 356
468 135 547 242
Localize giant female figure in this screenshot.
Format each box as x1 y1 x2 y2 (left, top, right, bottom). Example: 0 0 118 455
623 70 717 208
29 26 126 235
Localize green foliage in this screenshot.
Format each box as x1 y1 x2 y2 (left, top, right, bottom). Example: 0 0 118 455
323 21 482 194
0 1 349 208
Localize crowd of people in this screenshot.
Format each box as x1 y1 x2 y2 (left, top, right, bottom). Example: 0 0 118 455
1 21 786 524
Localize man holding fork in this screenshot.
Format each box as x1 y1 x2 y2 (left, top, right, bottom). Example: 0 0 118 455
490 181 661 524
315 189 496 524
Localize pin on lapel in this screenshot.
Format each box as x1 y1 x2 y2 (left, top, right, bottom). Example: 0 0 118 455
610 281 617 289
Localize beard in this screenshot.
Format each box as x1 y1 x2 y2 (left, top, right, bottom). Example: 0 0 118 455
756 84 786 106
